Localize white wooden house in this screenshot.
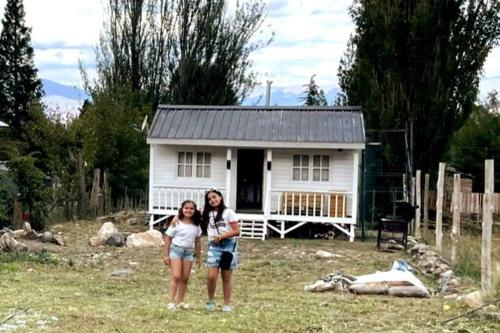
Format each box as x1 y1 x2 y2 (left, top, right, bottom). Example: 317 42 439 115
147 105 365 241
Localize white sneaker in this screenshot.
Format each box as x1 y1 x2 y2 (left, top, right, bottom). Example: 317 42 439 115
177 302 190 309
167 303 176 311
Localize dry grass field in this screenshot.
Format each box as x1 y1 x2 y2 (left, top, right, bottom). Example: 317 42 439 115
0 219 499 333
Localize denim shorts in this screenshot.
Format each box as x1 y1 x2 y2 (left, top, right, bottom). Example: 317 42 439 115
169 244 195 261
206 238 239 270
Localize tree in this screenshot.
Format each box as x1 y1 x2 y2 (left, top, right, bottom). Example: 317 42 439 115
167 0 267 105
337 0 500 173
0 0 43 138
301 75 328 106
447 91 500 191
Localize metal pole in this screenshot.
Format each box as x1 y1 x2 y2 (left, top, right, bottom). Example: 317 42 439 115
265 80 273 106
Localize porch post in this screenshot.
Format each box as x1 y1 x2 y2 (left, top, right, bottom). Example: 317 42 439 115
149 144 155 230
351 150 360 241
226 148 232 204
265 149 272 216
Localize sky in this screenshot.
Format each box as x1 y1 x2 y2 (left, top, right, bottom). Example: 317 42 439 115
0 0 499 98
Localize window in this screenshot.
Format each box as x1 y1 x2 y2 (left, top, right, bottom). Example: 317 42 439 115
177 152 193 177
313 155 329 181
292 155 309 181
196 152 211 178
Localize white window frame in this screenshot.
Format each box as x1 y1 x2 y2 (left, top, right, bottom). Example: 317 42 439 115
313 155 329 182
196 152 211 178
292 154 330 182
292 154 309 181
177 152 193 177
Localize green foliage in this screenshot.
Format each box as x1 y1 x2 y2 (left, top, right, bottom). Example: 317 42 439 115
79 88 149 199
167 0 267 105
447 91 500 191
0 249 60 265
7 155 51 229
301 75 328 106
0 0 43 138
338 0 500 173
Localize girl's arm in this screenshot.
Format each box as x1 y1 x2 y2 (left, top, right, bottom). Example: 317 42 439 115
215 221 240 242
194 237 202 267
163 236 173 266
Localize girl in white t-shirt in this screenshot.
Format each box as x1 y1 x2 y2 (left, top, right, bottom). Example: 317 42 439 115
203 188 240 313
163 200 202 310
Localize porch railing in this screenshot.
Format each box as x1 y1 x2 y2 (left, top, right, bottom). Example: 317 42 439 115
151 186 226 212
267 190 352 221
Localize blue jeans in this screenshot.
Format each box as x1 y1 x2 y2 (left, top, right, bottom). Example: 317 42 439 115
169 244 195 261
206 238 238 269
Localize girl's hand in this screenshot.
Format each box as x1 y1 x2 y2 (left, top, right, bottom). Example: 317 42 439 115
211 235 222 244
171 215 179 226
163 256 171 266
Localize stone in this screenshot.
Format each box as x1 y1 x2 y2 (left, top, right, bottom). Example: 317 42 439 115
24 229 41 240
97 222 119 241
387 243 405 251
109 268 133 277
434 264 451 276
13 229 25 238
89 236 104 247
315 250 343 259
22 222 31 232
41 231 55 243
0 233 26 252
126 230 164 248
53 235 65 246
462 291 484 309
125 218 138 225
105 232 125 247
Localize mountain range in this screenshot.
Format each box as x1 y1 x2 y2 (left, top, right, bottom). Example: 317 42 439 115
41 79 340 119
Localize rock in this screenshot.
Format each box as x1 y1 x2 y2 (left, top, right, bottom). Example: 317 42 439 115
434 264 450 276
23 229 41 240
41 231 55 243
387 243 405 251
125 218 138 225
126 230 164 248
109 268 133 277
89 236 104 247
315 250 341 259
447 278 460 289
0 233 27 252
97 222 119 240
105 232 125 247
305 280 337 292
22 222 31 232
53 235 65 246
13 229 25 238
462 291 483 309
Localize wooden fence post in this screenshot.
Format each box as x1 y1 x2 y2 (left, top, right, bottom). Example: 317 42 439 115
89 169 101 217
423 173 429 239
415 170 421 238
451 174 461 266
482 159 494 292
411 176 416 235
77 152 87 219
436 162 446 253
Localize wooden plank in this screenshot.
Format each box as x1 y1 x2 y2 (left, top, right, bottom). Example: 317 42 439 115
411 177 416 235
451 174 461 266
423 173 429 240
415 170 421 238
436 162 446 253
482 160 494 292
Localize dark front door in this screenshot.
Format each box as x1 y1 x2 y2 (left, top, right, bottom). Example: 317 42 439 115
237 149 264 211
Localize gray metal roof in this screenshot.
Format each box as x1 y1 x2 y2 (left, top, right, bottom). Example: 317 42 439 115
148 105 365 144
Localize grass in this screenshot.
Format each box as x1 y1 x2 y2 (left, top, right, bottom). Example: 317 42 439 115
0 219 498 332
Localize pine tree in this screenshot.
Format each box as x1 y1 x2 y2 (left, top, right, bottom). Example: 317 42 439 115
301 75 328 106
0 0 43 138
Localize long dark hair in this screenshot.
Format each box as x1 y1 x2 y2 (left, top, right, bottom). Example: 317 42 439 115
178 200 201 226
202 189 227 225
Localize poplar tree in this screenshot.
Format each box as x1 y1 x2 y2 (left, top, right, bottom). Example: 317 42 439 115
0 0 43 139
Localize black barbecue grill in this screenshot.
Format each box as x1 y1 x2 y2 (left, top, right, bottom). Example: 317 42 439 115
376 201 416 250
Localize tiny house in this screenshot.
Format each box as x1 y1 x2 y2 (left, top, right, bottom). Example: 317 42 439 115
147 105 365 241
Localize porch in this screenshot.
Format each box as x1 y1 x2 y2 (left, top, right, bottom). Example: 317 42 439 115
149 186 356 241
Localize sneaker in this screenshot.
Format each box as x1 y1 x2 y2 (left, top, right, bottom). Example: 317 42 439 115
177 302 190 309
167 303 176 311
222 305 233 313
205 300 216 311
